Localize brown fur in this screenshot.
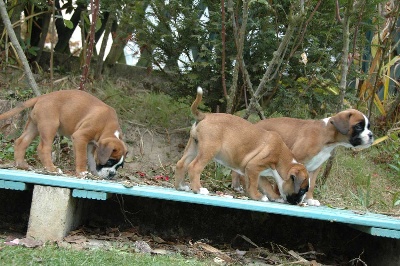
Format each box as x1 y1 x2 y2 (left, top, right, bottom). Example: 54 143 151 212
174 88 309 203
232 109 373 205
0 90 127 177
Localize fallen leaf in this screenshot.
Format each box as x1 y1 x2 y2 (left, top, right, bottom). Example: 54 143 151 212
134 240 152 253
19 237 43 248
121 180 134 188
4 238 20 246
213 257 226 265
235 249 246 256
151 234 166 244
64 235 87 244
287 250 308 262
151 248 169 255
195 242 232 262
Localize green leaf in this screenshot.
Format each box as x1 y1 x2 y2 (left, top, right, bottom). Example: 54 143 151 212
64 20 74 29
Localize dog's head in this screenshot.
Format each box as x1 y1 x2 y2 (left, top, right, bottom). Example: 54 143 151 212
93 138 128 179
281 164 309 205
330 109 374 149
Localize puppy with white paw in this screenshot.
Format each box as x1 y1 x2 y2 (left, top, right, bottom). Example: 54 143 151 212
232 109 374 206
174 87 309 204
0 90 127 179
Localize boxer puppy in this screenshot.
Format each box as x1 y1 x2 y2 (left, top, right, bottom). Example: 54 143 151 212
0 90 128 179
232 109 374 206
174 87 310 204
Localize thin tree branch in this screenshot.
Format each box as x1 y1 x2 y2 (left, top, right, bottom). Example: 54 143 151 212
79 0 100 90
0 0 41 96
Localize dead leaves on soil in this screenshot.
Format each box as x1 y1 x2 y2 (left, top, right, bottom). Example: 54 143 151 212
1 228 327 265
58 228 325 265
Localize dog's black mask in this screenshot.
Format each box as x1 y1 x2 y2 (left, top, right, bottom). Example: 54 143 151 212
286 187 309 205
349 121 372 147
96 158 124 174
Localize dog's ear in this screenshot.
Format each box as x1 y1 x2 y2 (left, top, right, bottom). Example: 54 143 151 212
97 142 114 165
289 166 308 193
330 111 352 135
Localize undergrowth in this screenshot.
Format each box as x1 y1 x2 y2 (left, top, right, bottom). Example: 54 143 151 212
0 73 398 214
0 241 214 266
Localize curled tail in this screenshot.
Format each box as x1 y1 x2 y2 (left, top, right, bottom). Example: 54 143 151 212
191 87 206 122
0 97 39 121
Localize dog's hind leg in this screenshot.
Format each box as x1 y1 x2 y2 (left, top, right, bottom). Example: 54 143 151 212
174 138 197 191
37 123 59 172
187 145 219 195
14 119 38 169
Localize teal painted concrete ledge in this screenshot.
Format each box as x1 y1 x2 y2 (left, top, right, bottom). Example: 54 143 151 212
0 169 399 238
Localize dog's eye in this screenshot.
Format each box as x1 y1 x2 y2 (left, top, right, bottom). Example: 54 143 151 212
355 123 363 131
105 159 118 167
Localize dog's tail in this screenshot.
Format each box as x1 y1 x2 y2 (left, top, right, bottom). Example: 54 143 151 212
191 87 206 122
0 97 39 121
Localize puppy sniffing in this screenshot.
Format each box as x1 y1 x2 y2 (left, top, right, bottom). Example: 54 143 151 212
174 87 310 204
232 109 374 206
0 90 127 179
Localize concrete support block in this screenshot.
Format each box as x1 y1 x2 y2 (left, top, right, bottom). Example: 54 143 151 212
27 185 83 241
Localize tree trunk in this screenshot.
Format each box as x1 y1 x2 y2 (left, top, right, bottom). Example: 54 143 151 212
94 12 115 79
321 0 354 185
34 11 51 63
0 0 41 96
54 0 87 53
104 18 129 66
243 21 295 120
79 0 100 90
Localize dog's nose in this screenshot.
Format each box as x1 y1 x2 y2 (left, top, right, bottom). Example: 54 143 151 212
108 171 116 179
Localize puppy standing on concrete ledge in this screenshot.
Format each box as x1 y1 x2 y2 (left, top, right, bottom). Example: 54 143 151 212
0 90 128 179
231 109 374 206
174 87 310 205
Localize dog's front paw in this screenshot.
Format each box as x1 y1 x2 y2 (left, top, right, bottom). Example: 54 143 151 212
176 184 191 192
305 198 321 206
261 195 269 202
273 198 285 203
199 187 209 195
233 185 244 193
78 171 89 177
15 162 32 170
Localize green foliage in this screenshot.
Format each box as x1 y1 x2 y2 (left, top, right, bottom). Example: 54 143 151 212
0 242 213 266
128 92 193 129
0 134 14 161
3 88 34 101
379 133 400 184
263 76 339 118
0 134 38 165
349 174 372 209
98 84 194 130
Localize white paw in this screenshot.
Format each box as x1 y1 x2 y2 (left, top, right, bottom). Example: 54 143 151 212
178 184 190 192
305 198 321 206
261 195 269 202
273 198 286 203
233 186 244 193
78 171 89 177
199 187 209 195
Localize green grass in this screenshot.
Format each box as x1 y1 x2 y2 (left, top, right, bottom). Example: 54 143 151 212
318 144 400 212
0 242 214 266
96 83 194 131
